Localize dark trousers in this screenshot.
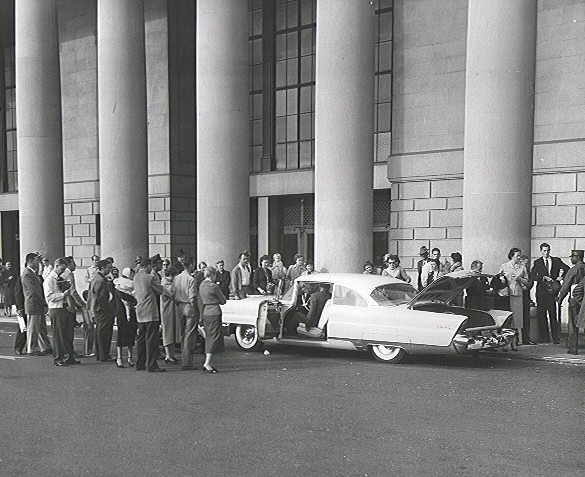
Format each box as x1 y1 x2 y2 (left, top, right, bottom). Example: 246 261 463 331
522 290 531 343
536 295 558 343
94 312 115 361
136 321 160 371
14 314 27 353
50 308 74 362
568 303 581 353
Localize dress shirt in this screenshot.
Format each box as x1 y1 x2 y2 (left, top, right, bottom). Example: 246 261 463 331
173 270 197 304
43 270 67 309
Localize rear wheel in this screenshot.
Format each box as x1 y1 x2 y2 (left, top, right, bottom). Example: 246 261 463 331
234 324 262 351
368 345 406 363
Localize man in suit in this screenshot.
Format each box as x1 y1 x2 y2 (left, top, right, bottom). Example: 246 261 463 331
88 259 116 361
304 284 332 330
531 242 569 343
215 260 231 299
22 252 52 355
44 258 78 367
134 257 165 372
416 246 430 291
174 257 199 370
556 250 585 354
13 275 27 355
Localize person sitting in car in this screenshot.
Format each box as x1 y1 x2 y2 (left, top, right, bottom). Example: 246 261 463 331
300 283 332 331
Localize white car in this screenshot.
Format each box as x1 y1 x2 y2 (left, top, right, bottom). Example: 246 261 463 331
221 271 515 364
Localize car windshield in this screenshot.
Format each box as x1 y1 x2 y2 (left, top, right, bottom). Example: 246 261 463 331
280 284 295 302
371 283 417 306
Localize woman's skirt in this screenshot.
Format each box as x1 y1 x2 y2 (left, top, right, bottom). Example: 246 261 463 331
160 295 181 347
509 294 524 329
116 305 138 347
202 313 225 354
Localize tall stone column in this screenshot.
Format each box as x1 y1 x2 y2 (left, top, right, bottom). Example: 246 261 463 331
97 0 148 267
15 0 64 260
314 0 375 273
462 1 537 273
196 0 249 268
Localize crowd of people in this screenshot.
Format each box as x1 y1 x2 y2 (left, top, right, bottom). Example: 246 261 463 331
363 243 585 354
8 241 585 369
10 249 321 372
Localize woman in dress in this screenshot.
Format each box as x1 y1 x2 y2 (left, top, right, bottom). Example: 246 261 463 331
382 255 411 283
3 262 16 316
499 248 530 350
270 253 288 295
160 261 181 363
112 267 138 368
450 252 464 272
199 266 227 373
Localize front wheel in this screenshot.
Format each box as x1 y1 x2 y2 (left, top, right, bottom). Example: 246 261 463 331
234 324 262 351
368 345 406 363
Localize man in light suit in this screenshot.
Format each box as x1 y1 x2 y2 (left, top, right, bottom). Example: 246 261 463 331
134 257 165 372
531 242 569 343
174 257 198 370
22 252 52 355
231 251 252 299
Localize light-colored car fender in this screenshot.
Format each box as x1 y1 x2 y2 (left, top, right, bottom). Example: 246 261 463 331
222 296 272 328
392 306 466 347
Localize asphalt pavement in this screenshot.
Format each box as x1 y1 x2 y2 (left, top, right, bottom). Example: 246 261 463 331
1 315 584 477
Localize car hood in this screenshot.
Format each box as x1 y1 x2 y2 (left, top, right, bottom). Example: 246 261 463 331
408 270 489 308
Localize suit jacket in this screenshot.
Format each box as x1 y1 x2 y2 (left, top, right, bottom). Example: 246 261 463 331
306 289 331 327
215 269 231 298
133 269 163 323
21 267 47 315
199 279 227 316
231 264 252 294
417 258 428 290
252 267 274 294
14 276 25 313
531 256 569 300
88 272 115 318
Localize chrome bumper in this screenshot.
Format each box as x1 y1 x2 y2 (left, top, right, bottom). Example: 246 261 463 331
452 328 516 353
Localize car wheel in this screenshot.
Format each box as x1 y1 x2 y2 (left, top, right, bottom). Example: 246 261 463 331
368 345 406 363
234 324 262 351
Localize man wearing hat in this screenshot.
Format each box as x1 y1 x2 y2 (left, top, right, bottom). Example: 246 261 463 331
416 246 430 291
557 250 585 354
22 252 52 355
88 259 116 361
134 257 165 372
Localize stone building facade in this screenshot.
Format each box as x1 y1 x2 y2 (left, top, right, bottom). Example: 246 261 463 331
0 0 584 281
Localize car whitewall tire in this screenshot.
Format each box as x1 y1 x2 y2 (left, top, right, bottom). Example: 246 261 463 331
368 345 406 363
234 324 262 351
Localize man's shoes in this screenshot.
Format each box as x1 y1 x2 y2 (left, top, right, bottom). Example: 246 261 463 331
54 360 69 367
65 359 81 365
147 368 166 373
14 349 23 355
28 350 45 356
135 367 146 371
74 353 84 359
523 341 537 345
85 352 95 357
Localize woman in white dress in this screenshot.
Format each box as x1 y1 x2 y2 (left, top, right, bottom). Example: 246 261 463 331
382 255 411 283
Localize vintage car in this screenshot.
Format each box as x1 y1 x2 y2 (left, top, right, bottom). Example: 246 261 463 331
220 271 515 363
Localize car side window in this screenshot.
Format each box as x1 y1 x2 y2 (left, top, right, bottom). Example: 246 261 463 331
332 285 368 307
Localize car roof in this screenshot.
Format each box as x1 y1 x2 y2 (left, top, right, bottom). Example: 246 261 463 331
294 273 411 296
